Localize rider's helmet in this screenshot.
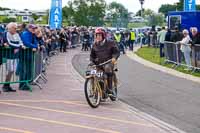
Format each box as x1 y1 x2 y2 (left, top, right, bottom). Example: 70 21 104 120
95 27 106 40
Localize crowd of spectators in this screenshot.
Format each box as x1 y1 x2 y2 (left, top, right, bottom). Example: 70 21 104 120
0 22 91 93
132 26 200 70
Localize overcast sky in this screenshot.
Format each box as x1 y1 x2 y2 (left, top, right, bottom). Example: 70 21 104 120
0 0 200 13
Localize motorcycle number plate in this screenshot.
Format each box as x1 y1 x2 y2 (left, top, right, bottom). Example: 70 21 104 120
90 70 97 75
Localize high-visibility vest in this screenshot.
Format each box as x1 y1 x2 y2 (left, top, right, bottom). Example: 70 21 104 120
114 34 121 43
130 32 136 40
138 33 144 38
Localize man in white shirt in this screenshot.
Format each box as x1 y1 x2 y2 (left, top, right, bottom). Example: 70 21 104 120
157 27 167 57
3 22 24 92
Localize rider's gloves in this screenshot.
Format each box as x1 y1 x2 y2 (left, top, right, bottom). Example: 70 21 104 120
111 58 117 64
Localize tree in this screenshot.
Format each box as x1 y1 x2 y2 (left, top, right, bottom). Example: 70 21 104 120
32 13 40 21
0 7 10 11
176 0 184 11
62 1 75 25
107 2 129 27
159 0 200 15
136 9 154 17
196 5 200 10
62 0 106 26
158 4 177 17
147 13 165 26
176 0 200 11
87 0 106 26
136 8 165 26
2 17 16 23
136 9 144 16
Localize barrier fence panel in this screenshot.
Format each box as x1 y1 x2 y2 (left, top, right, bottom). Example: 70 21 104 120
164 41 181 66
32 50 48 89
192 44 200 68
0 47 47 91
164 42 200 72
0 47 35 91
49 41 60 56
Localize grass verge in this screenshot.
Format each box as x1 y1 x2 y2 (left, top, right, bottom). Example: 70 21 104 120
135 47 200 77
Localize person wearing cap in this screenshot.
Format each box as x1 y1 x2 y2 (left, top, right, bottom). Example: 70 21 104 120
19 24 39 90
21 24 38 49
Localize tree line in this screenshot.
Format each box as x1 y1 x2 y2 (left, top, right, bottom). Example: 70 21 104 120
0 0 200 27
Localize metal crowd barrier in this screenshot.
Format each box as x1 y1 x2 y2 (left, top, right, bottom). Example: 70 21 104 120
32 49 48 89
49 41 60 57
0 47 48 91
164 41 200 72
191 44 200 71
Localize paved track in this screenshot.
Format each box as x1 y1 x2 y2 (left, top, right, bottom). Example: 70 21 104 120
72 51 200 133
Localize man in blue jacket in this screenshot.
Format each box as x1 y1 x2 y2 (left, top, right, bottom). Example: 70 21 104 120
19 24 38 90
21 24 38 49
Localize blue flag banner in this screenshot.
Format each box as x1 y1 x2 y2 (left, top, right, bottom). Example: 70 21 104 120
49 0 62 29
184 0 196 11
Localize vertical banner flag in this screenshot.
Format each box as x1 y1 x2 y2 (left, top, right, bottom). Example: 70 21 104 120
49 0 62 29
184 0 196 11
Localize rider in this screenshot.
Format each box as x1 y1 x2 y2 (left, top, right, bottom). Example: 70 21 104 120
90 28 120 97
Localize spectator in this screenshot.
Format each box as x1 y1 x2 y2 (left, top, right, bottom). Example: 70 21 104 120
157 27 167 57
20 24 38 90
82 30 90 51
124 30 130 49
51 29 59 52
150 25 157 47
191 27 200 45
35 27 45 48
171 27 183 63
0 30 3 66
0 25 4 93
59 29 67 52
45 29 52 56
178 29 192 70
2 22 24 92
17 23 26 35
138 31 145 48
191 27 200 67
71 28 79 48
170 27 183 42
165 28 172 42
89 29 94 49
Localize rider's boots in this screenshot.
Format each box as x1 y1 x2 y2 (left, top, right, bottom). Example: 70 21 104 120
107 75 116 98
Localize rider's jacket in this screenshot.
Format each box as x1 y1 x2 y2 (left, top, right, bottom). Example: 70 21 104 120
90 39 120 64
